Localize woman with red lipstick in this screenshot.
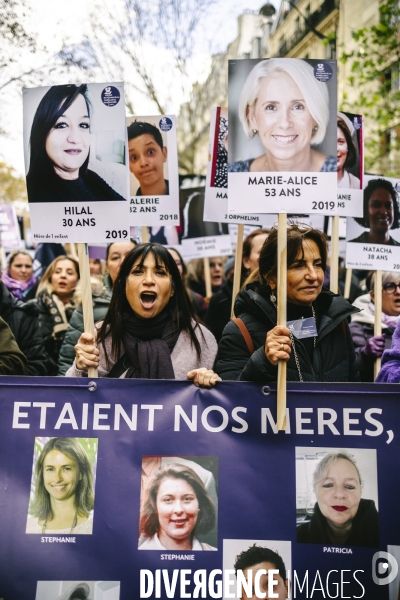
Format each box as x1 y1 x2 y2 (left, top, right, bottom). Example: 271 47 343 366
349 178 400 245
297 451 379 546
67 243 219 386
215 224 359 382
26 84 125 203
37 256 80 375
26 437 94 535
229 58 335 174
139 463 216 550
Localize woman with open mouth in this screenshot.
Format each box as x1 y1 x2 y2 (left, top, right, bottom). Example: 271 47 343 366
67 243 219 386
297 451 379 546
26 437 95 535
229 58 335 174
139 463 216 550
26 83 125 203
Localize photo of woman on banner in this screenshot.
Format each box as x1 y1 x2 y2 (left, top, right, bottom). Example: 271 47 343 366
128 120 169 196
337 113 361 189
139 461 217 550
349 178 400 245
26 437 96 535
228 58 336 173
26 84 126 203
234 544 289 600
296 449 379 546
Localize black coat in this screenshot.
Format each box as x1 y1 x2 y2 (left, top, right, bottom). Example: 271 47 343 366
297 499 379 547
214 283 360 382
0 282 48 376
205 279 233 342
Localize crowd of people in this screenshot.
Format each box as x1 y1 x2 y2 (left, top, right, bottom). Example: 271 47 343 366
1 224 400 384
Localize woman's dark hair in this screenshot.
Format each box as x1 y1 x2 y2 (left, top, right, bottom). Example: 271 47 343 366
337 117 357 170
127 120 164 149
257 224 327 292
140 463 216 539
31 437 94 522
98 243 203 364
241 228 269 282
27 84 91 190
58 582 91 600
355 178 400 229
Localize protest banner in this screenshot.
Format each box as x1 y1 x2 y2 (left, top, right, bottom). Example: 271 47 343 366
23 82 129 244
346 175 400 271
228 58 337 215
1 377 399 599
0 204 22 251
336 112 364 218
127 115 180 240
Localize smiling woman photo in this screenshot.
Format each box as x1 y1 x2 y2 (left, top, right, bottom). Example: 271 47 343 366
26 437 95 535
296 451 379 546
26 84 125 203
229 59 335 173
139 463 216 550
349 178 400 245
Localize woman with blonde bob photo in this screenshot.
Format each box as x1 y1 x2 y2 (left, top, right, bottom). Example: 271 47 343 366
26 437 95 535
297 451 379 546
139 463 216 550
229 58 335 173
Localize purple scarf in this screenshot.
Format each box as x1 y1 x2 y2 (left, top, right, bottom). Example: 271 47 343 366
2 270 36 300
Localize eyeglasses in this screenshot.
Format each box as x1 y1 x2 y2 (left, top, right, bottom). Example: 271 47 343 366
383 282 400 294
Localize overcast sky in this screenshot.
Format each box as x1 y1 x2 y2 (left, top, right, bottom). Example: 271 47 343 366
1 0 280 175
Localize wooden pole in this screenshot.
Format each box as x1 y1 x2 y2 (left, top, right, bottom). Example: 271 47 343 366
373 270 382 379
330 215 339 294
77 243 98 379
231 224 245 317
277 213 287 431
203 257 212 298
344 267 352 299
141 226 149 243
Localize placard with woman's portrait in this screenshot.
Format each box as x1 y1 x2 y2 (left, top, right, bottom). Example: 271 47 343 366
346 175 400 271
228 58 337 215
336 111 364 217
138 455 218 551
127 115 180 228
23 82 130 243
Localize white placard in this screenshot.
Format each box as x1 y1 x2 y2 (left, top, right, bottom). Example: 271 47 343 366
336 111 364 217
228 58 337 215
0 205 21 250
127 115 179 227
23 82 129 243
346 175 400 271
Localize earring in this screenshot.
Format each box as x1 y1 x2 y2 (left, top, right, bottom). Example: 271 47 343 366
253 129 258 134
270 291 277 304
312 125 318 135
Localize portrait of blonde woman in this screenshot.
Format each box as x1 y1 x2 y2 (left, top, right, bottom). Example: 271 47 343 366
229 58 336 174
26 437 97 535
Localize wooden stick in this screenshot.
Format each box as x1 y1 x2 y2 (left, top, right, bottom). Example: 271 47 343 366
344 267 352 299
373 270 382 379
330 215 339 294
77 243 98 379
231 224 245 317
277 213 287 431
203 257 212 298
0 245 6 272
141 226 149 243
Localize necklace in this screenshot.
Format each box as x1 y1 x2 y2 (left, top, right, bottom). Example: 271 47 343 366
41 509 78 534
270 295 317 382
